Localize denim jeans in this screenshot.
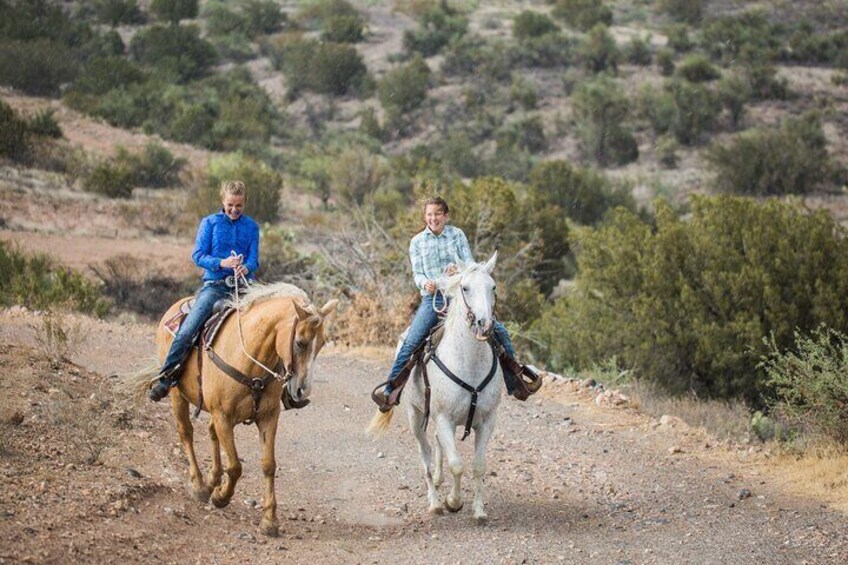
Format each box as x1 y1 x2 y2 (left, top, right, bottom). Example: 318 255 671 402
386 293 516 389
160 281 231 374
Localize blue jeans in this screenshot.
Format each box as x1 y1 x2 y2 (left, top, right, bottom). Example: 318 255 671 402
160 281 231 374
386 293 516 389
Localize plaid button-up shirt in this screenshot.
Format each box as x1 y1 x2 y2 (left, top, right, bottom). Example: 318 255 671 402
409 224 474 295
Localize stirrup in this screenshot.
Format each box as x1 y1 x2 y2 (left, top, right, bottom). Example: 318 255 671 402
371 382 401 413
520 364 544 393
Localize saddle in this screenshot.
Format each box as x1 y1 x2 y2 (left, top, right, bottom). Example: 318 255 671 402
370 322 544 412
162 299 235 349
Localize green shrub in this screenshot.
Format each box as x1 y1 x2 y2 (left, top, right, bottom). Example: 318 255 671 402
572 76 638 166
508 32 576 68
150 0 198 24
551 0 612 32
701 10 780 65
786 28 848 67
93 0 145 26
529 159 635 226
378 56 430 125
638 84 676 135
115 143 186 188
665 78 721 145
271 37 370 97
241 0 287 36
402 2 468 57
257 225 315 284
664 24 693 52
761 326 848 444
578 24 620 74
706 113 832 196
442 36 512 82
499 114 548 154
328 145 390 206
510 76 538 110
657 0 703 24
27 109 62 139
129 24 218 83
532 196 848 401
0 99 29 160
323 14 365 43
625 35 652 66
741 54 790 101
192 153 282 223
655 134 678 168
655 47 675 76
717 74 750 129
674 53 721 82
513 11 559 40
0 242 107 316
83 161 135 198
65 57 146 99
0 39 79 96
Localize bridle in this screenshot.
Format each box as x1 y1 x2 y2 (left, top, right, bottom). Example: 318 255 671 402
435 275 496 339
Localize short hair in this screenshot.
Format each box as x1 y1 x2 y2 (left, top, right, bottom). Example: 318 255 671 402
423 196 449 214
220 180 246 199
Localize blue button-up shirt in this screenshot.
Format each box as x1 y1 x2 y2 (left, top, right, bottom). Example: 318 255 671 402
409 224 474 295
192 210 260 281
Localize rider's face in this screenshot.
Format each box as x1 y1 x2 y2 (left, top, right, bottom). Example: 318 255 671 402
222 193 245 221
424 204 448 235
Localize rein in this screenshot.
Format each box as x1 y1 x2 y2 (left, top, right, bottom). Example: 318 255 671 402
197 269 299 425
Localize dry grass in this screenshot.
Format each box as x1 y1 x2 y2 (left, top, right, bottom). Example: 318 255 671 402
626 380 753 443
767 446 848 513
31 309 89 364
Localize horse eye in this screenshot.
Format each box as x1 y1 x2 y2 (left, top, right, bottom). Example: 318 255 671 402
296 340 308 350
462 285 470 292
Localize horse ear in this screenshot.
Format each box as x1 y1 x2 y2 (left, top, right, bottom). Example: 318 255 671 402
482 250 498 274
293 300 310 320
319 299 339 319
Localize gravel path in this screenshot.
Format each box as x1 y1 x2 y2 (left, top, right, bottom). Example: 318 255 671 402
2 310 847 564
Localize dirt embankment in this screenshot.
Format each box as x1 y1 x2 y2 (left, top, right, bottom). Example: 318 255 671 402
1 308 847 564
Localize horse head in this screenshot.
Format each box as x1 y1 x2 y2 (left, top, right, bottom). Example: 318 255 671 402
443 251 498 342
279 298 338 409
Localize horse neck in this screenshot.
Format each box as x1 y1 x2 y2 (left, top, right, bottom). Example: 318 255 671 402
232 301 284 364
437 296 493 378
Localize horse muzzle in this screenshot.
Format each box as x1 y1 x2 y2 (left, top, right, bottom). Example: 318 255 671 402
281 386 310 410
473 320 493 341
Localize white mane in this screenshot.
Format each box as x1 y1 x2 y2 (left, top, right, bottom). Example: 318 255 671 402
227 281 309 312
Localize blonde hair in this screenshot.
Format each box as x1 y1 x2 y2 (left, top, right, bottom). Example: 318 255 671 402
220 180 247 199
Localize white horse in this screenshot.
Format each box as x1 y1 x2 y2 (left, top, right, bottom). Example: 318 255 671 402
368 252 502 522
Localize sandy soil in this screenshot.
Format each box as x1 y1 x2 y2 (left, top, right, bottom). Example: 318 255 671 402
1 307 847 565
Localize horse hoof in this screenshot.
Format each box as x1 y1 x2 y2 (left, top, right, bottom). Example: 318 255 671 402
194 486 211 503
260 521 279 537
445 498 463 513
428 505 444 515
211 490 230 508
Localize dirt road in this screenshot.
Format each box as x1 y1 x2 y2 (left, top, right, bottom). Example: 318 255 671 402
1 310 846 564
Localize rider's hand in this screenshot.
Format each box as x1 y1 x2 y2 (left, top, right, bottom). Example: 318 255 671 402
220 255 243 269
444 264 459 276
424 280 437 294
234 265 249 278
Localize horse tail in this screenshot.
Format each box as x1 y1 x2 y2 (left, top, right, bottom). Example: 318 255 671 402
365 407 394 437
113 363 159 403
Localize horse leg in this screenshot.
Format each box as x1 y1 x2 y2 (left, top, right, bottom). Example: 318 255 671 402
433 433 444 487
406 405 443 514
210 413 241 508
471 417 496 523
170 391 209 502
256 410 280 537
206 419 223 490
434 416 463 513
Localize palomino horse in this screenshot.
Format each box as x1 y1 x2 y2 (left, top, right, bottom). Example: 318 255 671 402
368 252 502 522
122 282 337 537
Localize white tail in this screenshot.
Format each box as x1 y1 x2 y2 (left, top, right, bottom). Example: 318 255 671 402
365 407 394 437
113 363 159 404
